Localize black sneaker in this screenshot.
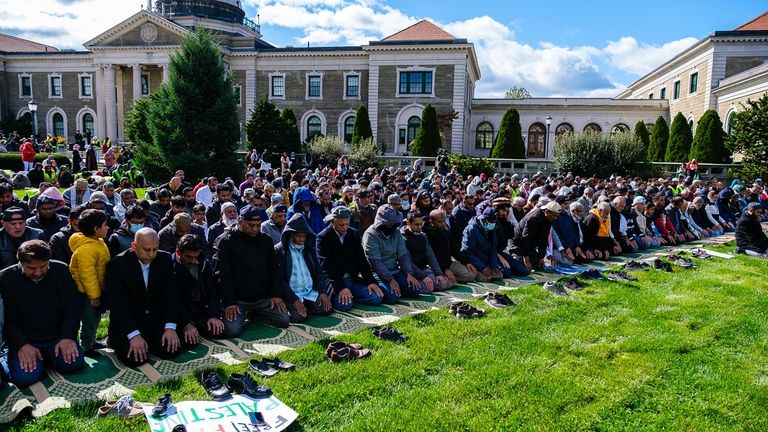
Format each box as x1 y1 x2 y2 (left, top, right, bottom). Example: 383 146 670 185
563 277 585 291
669 255 695 268
202 371 232 402
691 249 711 259
543 281 569 296
611 270 638 282
228 373 272 398
485 292 516 308
583 269 604 280
151 393 172 419
624 260 650 271
653 258 673 272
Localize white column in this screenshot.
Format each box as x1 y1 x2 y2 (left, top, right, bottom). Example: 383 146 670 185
94 66 106 139
162 63 170 83
131 64 142 102
105 65 117 141
116 67 125 142
451 64 467 154
368 64 379 150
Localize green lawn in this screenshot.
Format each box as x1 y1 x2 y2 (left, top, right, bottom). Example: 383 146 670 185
6 245 768 431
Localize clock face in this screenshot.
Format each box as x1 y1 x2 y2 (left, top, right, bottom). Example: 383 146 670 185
140 23 158 43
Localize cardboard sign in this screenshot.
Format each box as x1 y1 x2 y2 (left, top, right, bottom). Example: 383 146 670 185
143 395 298 432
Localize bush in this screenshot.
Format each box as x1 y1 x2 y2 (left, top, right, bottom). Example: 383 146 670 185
690 109 730 163
0 153 71 172
491 107 525 158
633 120 650 154
553 132 646 177
411 104 442 157
665 112 693 162
307 135 344 163
648 116 669 161
348 137 381 169
448 153 496 177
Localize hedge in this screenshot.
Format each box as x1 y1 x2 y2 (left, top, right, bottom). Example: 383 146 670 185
0 153 72 172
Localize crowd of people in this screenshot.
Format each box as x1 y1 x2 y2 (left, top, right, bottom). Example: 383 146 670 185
0 151 766 389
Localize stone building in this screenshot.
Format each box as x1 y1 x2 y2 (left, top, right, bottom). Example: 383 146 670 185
0 1 765 159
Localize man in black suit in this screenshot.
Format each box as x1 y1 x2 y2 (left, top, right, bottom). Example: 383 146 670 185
316 206 395 311
106 228 186 367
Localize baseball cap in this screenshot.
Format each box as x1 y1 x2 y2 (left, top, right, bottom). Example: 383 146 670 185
239 205 267 221
477 207 498 220
324 206 352 222
746 202 762 211
542 201 563 213
632 196 647 206
2 207 25 222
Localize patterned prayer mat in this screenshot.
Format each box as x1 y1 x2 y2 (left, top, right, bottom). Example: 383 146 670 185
0 232 744 423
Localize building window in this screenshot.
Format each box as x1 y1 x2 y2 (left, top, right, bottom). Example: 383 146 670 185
19 74 32 98
611 123 630 135
307 74 322 99
306 115 322 140
407 116 421 146
345 74 360 99
399 71 433 95
399 128 407 147
648 93 654 99
234 85 242 106
527 123 546 158
475 122 494 149
49 74 62 98
689 72 698 94
660 87 667 99
725 109 736 134
555 123 573 143
270 74 284 99
52 113 65 137
344 116 355 143
583 123 602 133
80 75 93 98
673 81 681 99
141 74 150 95
83 113 94 134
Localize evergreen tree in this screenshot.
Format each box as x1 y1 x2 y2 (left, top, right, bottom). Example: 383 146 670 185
246 99 285 153
140 27 241 183
647 116 669 161
280 108 301 153
665 112 693 162
351 105 373 147
410 104 442 157
690 109 729 163
633 120 650 156
727 93 768 179
491 107 525 158
125 95 170 181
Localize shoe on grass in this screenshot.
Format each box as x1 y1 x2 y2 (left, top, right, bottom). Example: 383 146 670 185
372 326 409 342
202 371 232 402
485 292 516 308
582 269 604 280
610 270 638 282
563 278 585 291
624 260 650 271
543 281 569 296
228 373 272 398
151 393 173 419
653 258 673 272
669 254 695 268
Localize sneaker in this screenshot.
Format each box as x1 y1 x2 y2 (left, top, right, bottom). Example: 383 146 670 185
372 327 409 342
582 269 604 280
613 270 638 281
653 258 673 272
484 292 516 308
202 371 232 402
691 249 711 259
563 277 585 291
543 281 569 296
453 303 486 318
669 254 695 268
624 260 650 271
606 272 626 282
151 393 172 419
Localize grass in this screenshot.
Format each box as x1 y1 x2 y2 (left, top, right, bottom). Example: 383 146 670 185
5 244 768 431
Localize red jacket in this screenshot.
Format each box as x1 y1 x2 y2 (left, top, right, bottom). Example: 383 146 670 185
654 214 677 237
20 142 36 162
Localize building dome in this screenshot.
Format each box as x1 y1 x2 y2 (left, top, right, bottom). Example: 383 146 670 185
153 0 246 25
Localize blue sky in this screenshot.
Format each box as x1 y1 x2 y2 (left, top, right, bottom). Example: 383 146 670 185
1 0 766 97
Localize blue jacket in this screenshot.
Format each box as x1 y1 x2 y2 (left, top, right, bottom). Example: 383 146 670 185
553 212 580 249
461 216 499 271
274 214 328 301
286 187 326 234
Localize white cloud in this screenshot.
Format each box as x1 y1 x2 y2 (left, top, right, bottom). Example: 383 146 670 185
0 0 142 49
605 36 699 76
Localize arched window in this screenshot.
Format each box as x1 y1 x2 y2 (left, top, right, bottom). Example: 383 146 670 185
527 123 546 158
343 116 355 144
726 109 737 134
611 123 630 135
583 123 602 133
306 115 322 141
475 122 494 149
83 113 94 135
407 116 421 146
555 123 573 143
52 113 65 137
688 118 695 133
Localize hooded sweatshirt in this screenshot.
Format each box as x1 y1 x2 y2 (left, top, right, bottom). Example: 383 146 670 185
362 204 414 282
286 187 325 234
69 232 110 300
274 214 327 302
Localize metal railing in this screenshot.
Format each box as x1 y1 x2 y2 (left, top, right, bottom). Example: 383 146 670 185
649 162 741 180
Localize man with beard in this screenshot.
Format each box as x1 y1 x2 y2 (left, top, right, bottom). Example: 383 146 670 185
159 196 188 229
195 176 219 207
26 196 68 242
286 186 325 234
350 189 377 233
149 189 172 220
205 184 239 226
0 207 44 268
510 202 563 272
0 184 31 218
261 203 287 246
402 210 451 292
491 198 528 276
113 189 136 223
50 205 86 263
423 209 475 284
206 202 238 245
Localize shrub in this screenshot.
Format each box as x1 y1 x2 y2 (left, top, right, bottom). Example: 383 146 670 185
307 135 344 163
690 109 730 163
348 137 381 169
633 120 650 154
727 93 768 180
0 153 71 172
553 132 646 177
491 107 525 158
351 105 373 146
411 104 442 157
448 153 495 177
648 116 669 161
665 112 693 162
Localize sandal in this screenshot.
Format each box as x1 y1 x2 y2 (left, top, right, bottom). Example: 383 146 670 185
372 326 408 342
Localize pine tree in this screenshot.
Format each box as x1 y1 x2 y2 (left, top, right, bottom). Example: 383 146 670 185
491 107 525 158
665 112 693 162
140 27 241 183
280 108 301 153
727 94 768 179
245 99 285 153
647 116 669 161
410 104 442 157
351 105 373 147
633 120 650 156
690 109 729 163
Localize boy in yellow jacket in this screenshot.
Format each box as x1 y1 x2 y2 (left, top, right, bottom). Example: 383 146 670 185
69 209 110 353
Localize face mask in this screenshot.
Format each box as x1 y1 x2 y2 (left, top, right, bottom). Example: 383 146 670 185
292 242 305 251
129 223 142 234
302 202 311 212
402 201 410 210
485 222 496 231
380 225 398 236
